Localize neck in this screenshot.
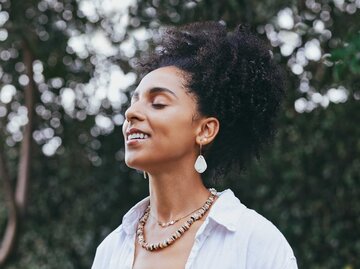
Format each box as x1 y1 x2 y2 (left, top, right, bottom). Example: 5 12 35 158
147 164 210 223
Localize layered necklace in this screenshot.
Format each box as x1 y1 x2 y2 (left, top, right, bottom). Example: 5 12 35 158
149 205 203 228
136 188 217 251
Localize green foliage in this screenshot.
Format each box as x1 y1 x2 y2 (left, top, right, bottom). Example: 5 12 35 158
228 97 360 268
331 33 360 82
0 0 359 268
3 123 148 268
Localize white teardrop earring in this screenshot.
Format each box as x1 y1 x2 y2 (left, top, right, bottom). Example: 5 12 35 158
194 140 207 173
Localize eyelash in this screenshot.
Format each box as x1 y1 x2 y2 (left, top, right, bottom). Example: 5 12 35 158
128 99 167 109
152 103 167 109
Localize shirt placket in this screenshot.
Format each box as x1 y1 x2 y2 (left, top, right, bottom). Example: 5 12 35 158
185 219 213 269
110 233 135 269
125 233 136 269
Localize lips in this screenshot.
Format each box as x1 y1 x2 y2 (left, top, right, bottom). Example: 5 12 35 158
128 132 149 140
125 128 150 142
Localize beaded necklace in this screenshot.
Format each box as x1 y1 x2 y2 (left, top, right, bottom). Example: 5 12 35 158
136 188 217 251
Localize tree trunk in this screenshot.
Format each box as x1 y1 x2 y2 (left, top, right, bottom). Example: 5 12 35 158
0 38 36 266
0 151 18 265
15 40 35 215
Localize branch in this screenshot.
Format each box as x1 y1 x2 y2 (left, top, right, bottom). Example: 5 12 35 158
15 40 36 215
0 150 18 265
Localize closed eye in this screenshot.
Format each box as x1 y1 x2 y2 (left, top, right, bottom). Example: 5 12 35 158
152 103 167 109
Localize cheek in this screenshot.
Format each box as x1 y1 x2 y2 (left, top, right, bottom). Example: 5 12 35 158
154 115 196 150
122 121 128 138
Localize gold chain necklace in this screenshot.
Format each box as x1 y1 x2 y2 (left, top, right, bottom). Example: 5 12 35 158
149 205 205 228
136 188 217 251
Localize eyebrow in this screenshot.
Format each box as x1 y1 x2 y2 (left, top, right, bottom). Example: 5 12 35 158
131 87 178 99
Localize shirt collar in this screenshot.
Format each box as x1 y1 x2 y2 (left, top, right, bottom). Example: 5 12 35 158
121 188 245 235
121 196 150 235
207 189 245 232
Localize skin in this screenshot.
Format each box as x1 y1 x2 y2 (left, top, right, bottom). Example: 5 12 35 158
122 66 220 269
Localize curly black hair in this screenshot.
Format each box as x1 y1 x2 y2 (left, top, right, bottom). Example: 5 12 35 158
137 21 285 181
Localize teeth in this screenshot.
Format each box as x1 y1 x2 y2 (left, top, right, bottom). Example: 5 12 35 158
128 132 149 140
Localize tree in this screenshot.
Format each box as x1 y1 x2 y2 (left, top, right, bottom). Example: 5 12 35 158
0 0 93 265
0 0 359 268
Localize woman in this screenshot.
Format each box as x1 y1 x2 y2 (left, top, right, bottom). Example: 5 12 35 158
92 21 297 269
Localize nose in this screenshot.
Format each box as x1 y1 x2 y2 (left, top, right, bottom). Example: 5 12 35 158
124 101 145 123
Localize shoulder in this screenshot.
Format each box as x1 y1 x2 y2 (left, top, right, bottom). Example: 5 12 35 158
242 208 292 246
92 197 150 268
209 189 297 269
236 202 297 268
92 225 124 269
96 225 124 253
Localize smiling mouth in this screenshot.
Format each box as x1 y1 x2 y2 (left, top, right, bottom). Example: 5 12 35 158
127 132 150 141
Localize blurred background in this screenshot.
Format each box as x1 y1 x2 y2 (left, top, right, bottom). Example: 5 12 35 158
0 0 359 268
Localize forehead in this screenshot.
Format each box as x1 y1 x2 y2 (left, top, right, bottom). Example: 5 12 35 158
134 66 189 95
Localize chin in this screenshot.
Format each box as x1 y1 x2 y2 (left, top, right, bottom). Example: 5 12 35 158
124 156 146 171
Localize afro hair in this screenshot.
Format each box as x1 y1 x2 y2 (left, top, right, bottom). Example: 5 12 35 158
137 21 285 181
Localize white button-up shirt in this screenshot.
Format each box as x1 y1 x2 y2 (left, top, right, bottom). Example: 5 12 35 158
92 189 298 269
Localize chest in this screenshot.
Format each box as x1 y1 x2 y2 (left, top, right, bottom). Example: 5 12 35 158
132 221 201 269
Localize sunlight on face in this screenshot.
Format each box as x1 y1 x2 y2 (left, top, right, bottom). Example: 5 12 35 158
122 66 201 173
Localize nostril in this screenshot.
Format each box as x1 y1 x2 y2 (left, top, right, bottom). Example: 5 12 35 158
124 104 145 122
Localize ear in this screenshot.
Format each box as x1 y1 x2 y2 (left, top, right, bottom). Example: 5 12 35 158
195 117 220 146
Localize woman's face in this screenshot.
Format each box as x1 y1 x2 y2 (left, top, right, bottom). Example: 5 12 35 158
122 66 201 172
